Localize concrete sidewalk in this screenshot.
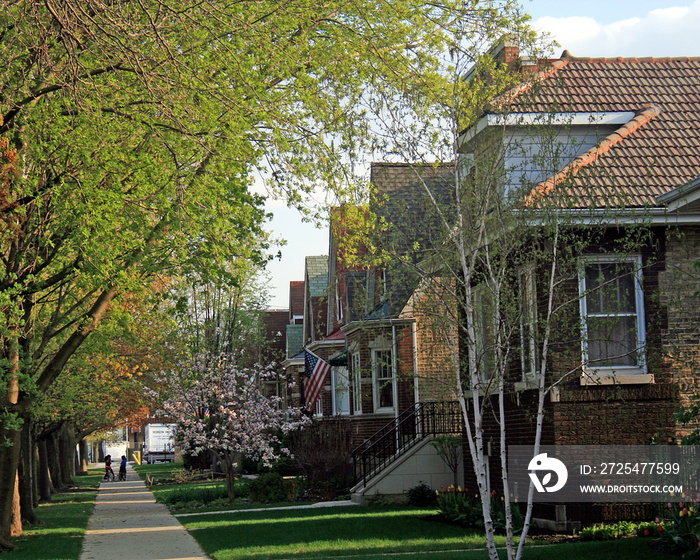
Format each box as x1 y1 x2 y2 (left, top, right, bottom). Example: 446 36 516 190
80 468 209 560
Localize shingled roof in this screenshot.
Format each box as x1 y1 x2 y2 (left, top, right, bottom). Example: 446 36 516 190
499 52 700 208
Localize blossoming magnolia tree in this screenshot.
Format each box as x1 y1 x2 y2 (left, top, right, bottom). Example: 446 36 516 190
158 354 307 501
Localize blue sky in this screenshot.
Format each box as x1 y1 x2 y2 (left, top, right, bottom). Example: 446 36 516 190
263 0 700 308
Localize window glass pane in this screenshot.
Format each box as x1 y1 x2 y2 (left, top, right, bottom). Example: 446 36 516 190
580 256 645 373
374 350 393 409
379 379 393 408
333 367 350 415
587 315 636 366
351 352 362 414
474 285 495 378
519 266 537 378
586 262 636 314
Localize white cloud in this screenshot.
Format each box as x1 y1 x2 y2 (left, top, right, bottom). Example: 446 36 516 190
532 1 700 57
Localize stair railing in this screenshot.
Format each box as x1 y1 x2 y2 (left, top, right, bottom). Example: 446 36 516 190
352 400 461 487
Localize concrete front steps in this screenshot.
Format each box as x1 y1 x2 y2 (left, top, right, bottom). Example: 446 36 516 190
351 436 463 505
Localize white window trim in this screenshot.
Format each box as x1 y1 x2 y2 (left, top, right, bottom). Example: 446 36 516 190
335 277 343 324
473 283 496 385
314 394 323 417
518 263 538 383
371 348 395 413
331 366 350 416
351 352 362 415
578 254 648 381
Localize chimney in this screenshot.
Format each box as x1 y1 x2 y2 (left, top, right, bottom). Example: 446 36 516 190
489 35 520 68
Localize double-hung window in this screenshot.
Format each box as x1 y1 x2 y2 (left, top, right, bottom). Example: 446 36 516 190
332 366 350 415
579 255 647 376
518 264 538 382
372 349 394 412
351 352 362 415
473 283 496 384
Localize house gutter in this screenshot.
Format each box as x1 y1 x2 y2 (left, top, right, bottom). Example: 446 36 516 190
341 316 415 337
523 207 700 226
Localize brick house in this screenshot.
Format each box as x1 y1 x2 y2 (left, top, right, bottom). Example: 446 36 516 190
453 46 700 526
281 164 466 500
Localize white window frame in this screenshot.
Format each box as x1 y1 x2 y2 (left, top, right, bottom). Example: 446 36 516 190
335 277 343 324
371 348 395 413
331 366 350 416
578 254 648 382
473 283 496 384
313 395 323 417
518 263 538 383
351 352 362 415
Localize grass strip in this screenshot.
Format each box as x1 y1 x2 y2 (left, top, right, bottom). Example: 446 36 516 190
7 471 100 560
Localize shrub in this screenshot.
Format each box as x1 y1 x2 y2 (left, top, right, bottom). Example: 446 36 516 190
579 521 636 541
172 468 198 484
636 521 663 538
290 417 353 485
652 494 700 556
160 484 229 507
436 485 483 527
249 473 295 503
406 481 437 507
490 491 523 535
435 486 522 534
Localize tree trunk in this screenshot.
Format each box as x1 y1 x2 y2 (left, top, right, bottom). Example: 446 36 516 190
0 424 22 548
77 438 90 475
18 419 38 524
36 438 52 502
58 422 75 487
221 453 238 503
46 432 64 491
11 473 21 537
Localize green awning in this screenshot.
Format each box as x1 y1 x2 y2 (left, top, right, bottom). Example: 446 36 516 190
328 351 348 366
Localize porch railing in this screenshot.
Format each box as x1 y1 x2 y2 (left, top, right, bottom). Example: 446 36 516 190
352 400 462 488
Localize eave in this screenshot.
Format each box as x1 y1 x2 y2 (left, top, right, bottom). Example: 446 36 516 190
456 111 636 154
656 176 700 213
524 207 700 227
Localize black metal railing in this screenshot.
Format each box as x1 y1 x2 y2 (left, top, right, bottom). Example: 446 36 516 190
352 401 462 487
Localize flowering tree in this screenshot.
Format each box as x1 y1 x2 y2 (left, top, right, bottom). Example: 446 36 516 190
158 354 307 501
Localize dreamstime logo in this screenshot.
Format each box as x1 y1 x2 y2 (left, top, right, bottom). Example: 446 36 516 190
528 453 568 493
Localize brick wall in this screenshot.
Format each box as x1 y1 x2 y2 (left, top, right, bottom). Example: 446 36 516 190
467 225 699 523
543 227 678 445
409 278 461 402
659 226 700 439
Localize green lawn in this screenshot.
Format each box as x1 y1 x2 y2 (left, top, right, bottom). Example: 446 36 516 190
134 461 307 513
177 505 672 560
132 459 184 478
3 463 674 560
7 469 101 560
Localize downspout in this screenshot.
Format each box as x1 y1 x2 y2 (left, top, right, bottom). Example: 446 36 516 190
412 320 420 405
392 323 399 421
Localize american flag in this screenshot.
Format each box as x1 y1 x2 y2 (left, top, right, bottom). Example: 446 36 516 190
303 349 331 411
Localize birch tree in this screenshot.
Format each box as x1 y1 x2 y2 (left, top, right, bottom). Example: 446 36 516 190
364 39 671 559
